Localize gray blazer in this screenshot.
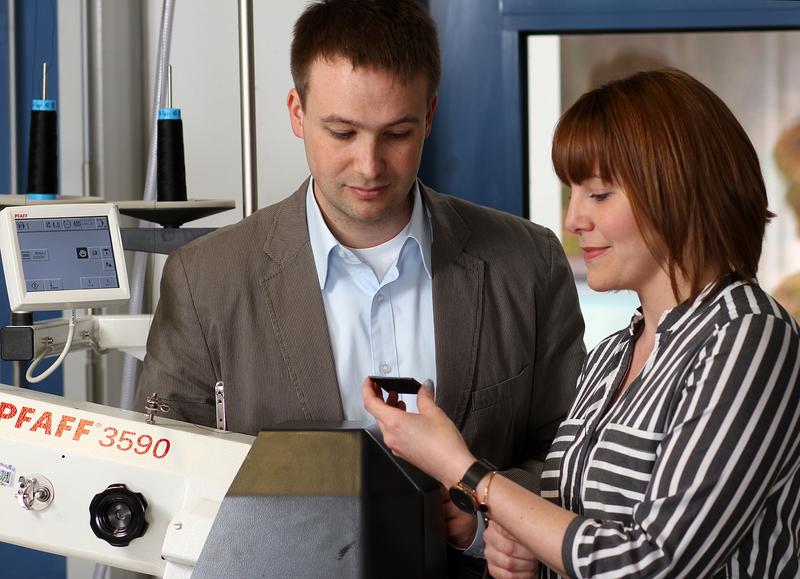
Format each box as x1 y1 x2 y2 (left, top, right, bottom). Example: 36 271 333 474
136 179 584 486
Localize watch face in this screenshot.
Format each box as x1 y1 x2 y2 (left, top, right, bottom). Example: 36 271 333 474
449 486 477 515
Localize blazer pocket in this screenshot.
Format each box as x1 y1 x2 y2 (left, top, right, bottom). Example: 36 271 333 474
583 423 665 522
470 364 532 411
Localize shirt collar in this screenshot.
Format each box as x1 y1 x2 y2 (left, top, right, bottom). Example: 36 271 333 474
658 274 744 334
625 274 743 339
306 178 432 289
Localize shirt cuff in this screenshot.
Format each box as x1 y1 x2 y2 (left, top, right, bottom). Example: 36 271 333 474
562 515 591 578
450 514 486 558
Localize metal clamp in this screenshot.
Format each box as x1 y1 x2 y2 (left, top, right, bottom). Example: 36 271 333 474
144 393 170 424
215 381 227 431
16 475 54 511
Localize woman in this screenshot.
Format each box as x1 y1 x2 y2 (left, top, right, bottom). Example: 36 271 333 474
364 68 800 578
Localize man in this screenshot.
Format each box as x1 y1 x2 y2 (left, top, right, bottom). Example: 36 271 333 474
136 0 585 576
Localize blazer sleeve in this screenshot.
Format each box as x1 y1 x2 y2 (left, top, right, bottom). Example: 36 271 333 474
134 251 218 427
505 230 585 492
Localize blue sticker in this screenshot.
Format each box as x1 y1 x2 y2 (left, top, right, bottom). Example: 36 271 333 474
32 99 57 111
0 463 15 487
158 108 181 120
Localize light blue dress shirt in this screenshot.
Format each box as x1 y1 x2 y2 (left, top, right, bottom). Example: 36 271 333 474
305 179 437 420
305 180 485 558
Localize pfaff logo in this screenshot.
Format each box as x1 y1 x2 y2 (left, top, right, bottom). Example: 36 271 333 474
0 401 93 440
0 400 172 459
13 213 28 219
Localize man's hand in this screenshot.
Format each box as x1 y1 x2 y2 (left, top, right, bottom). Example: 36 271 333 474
485 522 539 578
440 484 478 548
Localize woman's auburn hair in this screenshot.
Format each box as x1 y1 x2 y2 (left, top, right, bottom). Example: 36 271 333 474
552 68 773 302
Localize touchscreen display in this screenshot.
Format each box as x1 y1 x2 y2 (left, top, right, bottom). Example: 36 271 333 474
16 216 119 292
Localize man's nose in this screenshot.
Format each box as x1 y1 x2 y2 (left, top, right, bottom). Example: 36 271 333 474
354 139 385 180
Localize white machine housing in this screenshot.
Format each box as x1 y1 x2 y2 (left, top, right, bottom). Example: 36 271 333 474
0 383 253 578
0 203 130 311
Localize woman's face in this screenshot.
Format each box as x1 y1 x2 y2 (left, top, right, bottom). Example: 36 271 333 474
565 177 663 295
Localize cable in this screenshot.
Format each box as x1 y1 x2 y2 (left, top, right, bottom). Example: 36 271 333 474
25 310 76 384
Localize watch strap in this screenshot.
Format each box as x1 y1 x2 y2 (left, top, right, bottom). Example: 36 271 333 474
460 459 496 492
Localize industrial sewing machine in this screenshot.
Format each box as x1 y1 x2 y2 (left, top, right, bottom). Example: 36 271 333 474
0 203 446 578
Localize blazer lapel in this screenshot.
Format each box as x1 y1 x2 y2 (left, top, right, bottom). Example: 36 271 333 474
423 186 484 428
259 180 344 421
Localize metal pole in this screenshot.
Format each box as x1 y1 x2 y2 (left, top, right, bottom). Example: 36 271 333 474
80 0 92 197
8 0 21 387
237 0 258 218
87 0 105 199
8 0 17 195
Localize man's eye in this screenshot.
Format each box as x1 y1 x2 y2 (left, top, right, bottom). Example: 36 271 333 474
386 131 411 141
329 130 354 140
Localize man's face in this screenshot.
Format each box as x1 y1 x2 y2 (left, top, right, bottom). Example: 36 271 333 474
288 57 437 248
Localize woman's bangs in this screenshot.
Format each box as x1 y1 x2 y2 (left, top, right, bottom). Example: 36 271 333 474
552 107 615 186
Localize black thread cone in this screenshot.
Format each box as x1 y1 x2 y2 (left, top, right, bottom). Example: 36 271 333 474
26 110 58 195
157 118 188 203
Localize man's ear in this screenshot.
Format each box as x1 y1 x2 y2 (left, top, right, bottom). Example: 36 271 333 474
287 88 304 138
424 94 438 138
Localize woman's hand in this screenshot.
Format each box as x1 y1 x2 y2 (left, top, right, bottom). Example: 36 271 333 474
485 522 540 579
384 388 406 411
362 377 475 487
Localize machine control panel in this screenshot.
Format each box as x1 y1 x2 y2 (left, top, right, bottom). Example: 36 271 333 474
0 204 129 311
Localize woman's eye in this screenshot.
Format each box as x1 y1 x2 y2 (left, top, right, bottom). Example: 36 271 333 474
588 192 610 202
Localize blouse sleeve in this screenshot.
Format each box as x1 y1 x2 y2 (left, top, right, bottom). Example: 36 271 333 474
562 313 800 578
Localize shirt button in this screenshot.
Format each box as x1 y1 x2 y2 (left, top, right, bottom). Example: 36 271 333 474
380 363 391 375
338 248 346 258
376 293 385 304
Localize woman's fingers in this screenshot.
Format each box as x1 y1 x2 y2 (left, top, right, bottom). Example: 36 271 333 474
485 523 539 577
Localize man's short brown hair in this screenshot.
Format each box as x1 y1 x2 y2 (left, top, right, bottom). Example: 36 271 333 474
290 0 441 104
552 68 773 302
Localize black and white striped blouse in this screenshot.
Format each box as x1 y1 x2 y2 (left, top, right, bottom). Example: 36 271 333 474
540 279 800 578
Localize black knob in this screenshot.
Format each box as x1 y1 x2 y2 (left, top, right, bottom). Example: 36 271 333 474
89 483 149 547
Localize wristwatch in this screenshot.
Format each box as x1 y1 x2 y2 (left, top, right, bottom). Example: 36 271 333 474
449 459 496 515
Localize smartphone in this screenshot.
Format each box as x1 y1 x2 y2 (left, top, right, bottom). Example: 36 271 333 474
369 376 422 395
